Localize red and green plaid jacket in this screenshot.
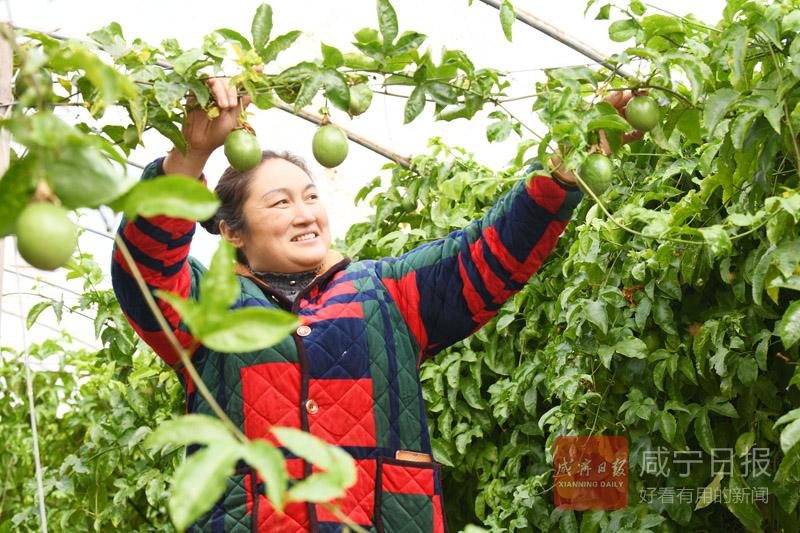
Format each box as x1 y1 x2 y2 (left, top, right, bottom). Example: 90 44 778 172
111 158 582 532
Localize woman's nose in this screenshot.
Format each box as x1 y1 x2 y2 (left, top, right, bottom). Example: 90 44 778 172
293 203 316 224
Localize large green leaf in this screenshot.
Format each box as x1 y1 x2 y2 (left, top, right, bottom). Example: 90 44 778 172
704 88 739 136
376 0 399 48
500 0 515 42
260 30 302 64
780 300 800 350
146 414 238 449
110 175 220 221
200 307 299 353
168 444 240 532
404 85 426 124
693 407 715 455
242 440 287 510
614 337 647 359
0 159 37 238
199 239 240 314
251 3 273 50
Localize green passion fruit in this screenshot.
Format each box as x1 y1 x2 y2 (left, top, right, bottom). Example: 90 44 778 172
224 129 262 173
312 125 349 168
577 154 613 197
15 202 78 271
625 95 660 132
348 84 373 116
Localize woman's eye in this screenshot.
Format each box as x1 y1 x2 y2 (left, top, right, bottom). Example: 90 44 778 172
272 199 288 206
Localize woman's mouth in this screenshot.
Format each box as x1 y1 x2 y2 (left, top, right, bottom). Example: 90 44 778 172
291 232 318 242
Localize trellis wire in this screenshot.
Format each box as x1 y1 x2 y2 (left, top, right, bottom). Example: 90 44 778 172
13 237 48 533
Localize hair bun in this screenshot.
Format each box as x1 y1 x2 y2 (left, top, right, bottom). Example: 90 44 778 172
199 213 221 235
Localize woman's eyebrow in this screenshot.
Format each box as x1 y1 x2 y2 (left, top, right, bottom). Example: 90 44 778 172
261 183 317 200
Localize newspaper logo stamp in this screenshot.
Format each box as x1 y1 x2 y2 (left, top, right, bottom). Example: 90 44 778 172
554 436 628 510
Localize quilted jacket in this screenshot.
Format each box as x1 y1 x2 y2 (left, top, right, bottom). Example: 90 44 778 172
111 158 582 532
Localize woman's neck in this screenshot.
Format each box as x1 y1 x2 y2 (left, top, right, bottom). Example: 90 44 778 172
246 265 322 302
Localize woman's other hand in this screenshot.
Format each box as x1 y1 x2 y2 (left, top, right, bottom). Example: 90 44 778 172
549 90 645 186
164 77 252 177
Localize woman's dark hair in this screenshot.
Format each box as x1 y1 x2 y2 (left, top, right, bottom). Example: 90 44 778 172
200 150 314 265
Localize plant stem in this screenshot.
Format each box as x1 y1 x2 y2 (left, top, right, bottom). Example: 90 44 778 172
113 234 247 443
496 103 543 141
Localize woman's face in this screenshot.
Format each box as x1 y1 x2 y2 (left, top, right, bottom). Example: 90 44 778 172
223 158 331 273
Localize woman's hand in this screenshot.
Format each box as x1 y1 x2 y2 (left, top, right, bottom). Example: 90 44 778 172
163 77 252 177
548 90 644 186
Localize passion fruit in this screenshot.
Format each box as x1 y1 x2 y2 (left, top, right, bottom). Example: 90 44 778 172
224 129 262 173
577 154 613 197
312 125 349 168
15 202 78 271
348 84 373 116
625 95 660 132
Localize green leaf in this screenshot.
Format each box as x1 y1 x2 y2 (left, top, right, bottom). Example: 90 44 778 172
215 28 252 51
781 300 800 350
699 225 732 257
343 52 380 69
26 301 59 329
704 88 739 137
404 85 426 124
251 3 273 50
286 472 346 503
659 410 676 443
724 463 764 530
320 68 350 112
242 440 287 511
425 82 457 106
168 444 240 532
695 469 723 510
200 307 300 353
294 71 323 112
587 115 632 132
376 0 399 48
393 31 426 55
500 0 515 41
149 107 189 156
584 299 608 334
110 176 220 221
146 414 238 449
321 43 344 68
609 19 639 42
200 239 240 314
735 431 755 457
559 510 578 533
615 336 647 359
272 427 336 471
579 510 605 533
736 357 758 386
172 49 203 77
0 159 37 237
693 407 715 455
751 249 772 306
260 30 302 64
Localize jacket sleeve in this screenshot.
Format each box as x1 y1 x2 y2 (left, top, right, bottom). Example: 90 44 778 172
111 157 206 367
376 170 583 360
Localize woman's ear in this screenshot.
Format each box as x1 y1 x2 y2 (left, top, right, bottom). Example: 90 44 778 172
219 220 244 249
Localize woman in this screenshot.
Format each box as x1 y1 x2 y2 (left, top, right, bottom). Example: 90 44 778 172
112 79 634 532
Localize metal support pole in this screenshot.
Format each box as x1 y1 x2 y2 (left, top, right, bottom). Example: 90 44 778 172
476 0 636 80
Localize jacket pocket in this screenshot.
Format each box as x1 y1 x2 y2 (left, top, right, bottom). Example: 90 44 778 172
374 456 448 533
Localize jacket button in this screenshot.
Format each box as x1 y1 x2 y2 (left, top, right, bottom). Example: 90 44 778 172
297 325 311 337
305 399 318 414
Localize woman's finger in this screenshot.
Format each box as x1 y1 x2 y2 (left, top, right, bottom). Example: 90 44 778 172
208 77 232 108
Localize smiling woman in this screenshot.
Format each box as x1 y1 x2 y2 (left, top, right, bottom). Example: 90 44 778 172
110 76 603 532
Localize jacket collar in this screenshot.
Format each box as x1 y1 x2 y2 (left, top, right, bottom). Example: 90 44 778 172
233 249 346 288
